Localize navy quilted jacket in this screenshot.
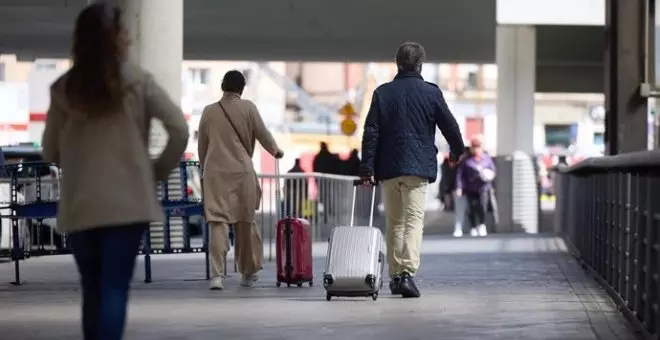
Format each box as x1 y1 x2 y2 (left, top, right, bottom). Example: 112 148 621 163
359 71 465 183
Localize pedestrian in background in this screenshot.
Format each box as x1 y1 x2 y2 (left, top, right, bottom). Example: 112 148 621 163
439 152 457 211
440 147 471 237
198 70 283 290
41 3 189 339
455 137 496 237
284 158 308 218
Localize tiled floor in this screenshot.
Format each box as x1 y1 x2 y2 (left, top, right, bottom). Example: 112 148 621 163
0 235 637 340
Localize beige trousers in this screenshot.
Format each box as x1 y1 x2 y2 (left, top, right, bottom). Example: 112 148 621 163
209 221 263 278
382 176 428 278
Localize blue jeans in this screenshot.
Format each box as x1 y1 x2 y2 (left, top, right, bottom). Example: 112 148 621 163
69 223 148 340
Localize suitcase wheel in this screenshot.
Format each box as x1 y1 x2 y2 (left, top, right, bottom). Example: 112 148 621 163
308 281 313 287
287 283 291 288
297 282 303 288
371 292 378 301
276 281 281 288
326 293 332 301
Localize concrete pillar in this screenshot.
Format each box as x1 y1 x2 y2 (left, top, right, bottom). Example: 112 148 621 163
605 0 648 154
119 0 184 156
118 0 185 251
494 26 539 234
495 25 536 155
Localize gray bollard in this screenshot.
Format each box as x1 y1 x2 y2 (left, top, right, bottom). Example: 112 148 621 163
493 151 539 234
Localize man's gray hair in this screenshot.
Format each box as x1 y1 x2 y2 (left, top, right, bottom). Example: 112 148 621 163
395 41 426 73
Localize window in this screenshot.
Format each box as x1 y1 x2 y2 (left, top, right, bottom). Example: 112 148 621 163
544 124 574 148
482 64 497 90
285 64 302 114
457 64 479 91
466 71 478 90
285 62 303 85
187 68 209 85
589 106 605 122
36 63 56 71
465 117 484 141
35 60 57 71
593 132 604 145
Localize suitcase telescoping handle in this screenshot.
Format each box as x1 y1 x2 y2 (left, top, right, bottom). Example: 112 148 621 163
350 179 377 228
274 158 282 220
275 158 293 283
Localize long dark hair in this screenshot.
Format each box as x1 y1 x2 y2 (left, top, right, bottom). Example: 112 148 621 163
66 2 124 115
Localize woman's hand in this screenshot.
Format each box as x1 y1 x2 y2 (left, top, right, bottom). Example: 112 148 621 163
275 149 284 159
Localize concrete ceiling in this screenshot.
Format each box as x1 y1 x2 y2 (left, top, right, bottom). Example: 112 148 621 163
0 0 604 93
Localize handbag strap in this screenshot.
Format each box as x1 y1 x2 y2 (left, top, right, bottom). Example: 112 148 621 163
218 101 250 156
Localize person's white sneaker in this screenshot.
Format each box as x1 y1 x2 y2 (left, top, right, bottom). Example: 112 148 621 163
240 274 259 287
453 228 463 237
209 276 224 290
470 228 478 237
477 224 488 237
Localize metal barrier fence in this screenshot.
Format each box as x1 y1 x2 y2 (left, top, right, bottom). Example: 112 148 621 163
0 161 375 284
0 161 210 285
554 151 660 338
257 171 384 260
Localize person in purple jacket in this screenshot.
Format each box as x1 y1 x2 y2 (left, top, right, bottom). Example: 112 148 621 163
455 136 495 237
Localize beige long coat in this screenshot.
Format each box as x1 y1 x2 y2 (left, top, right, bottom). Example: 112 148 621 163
41 63 189 233
198 92 280 223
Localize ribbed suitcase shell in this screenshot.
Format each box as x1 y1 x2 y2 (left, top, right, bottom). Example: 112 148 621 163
275 217 313 286
324 226 384 295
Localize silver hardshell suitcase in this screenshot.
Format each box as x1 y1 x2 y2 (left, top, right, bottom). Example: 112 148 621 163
323 180 385 301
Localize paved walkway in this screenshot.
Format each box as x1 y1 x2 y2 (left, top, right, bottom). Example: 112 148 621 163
0 235 637 340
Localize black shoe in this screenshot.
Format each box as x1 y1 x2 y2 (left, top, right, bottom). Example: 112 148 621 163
389 276 402 295
399 272 421 298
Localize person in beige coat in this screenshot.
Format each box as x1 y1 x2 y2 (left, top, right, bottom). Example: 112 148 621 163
40 3 189 340
198 70 283 290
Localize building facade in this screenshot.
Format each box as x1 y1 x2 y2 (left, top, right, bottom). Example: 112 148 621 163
0 55 605 160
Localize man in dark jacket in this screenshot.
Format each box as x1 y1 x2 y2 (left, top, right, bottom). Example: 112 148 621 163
312 142 340 174
359 42 465 298
343 149 361 176
313 142 341 220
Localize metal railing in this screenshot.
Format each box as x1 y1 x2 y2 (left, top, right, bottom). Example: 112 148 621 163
256 171 383 259
0 161 210 284
554 151 660 338
0 161 377 284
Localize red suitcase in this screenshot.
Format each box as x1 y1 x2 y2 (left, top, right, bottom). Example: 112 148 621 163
275 217 313 287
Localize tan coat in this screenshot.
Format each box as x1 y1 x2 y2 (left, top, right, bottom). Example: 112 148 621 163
198 92 280 223
42 63 189 233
